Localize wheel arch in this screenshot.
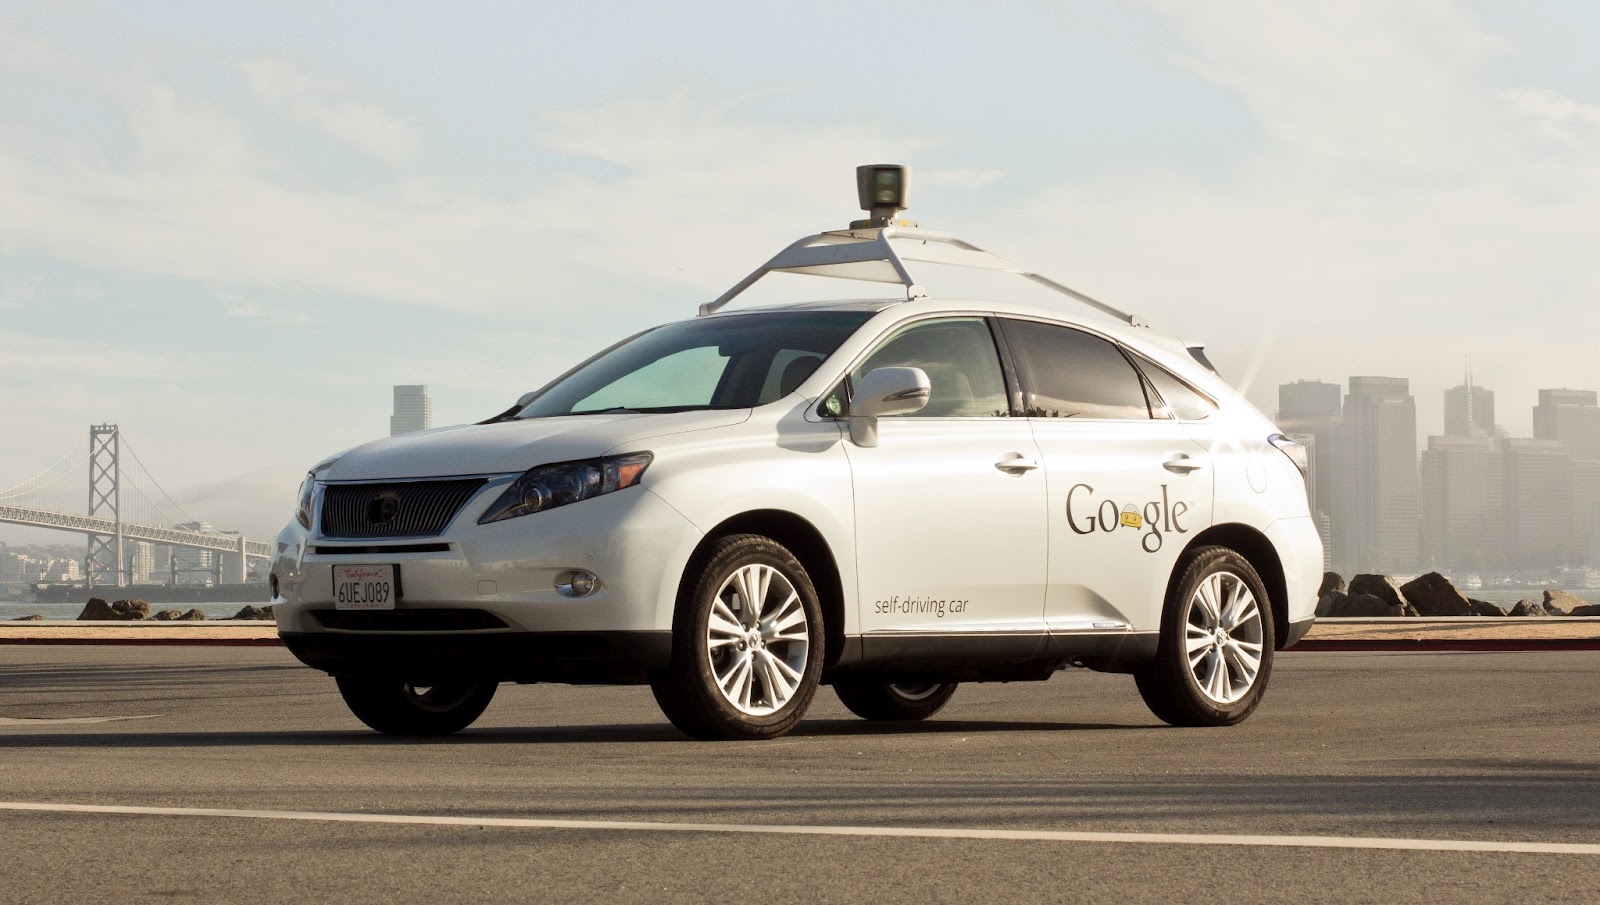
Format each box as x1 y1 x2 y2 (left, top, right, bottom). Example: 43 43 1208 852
1171 523 1290 650
678 509 847 667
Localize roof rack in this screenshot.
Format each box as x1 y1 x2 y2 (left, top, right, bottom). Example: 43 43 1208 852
699 225 1147 328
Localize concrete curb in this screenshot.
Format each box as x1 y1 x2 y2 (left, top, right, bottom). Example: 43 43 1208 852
0 621 280 646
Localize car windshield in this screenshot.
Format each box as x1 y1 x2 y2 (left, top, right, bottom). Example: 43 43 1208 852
516 311 874 418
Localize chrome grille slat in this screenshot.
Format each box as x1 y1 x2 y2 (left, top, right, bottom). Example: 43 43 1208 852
320 479 488 539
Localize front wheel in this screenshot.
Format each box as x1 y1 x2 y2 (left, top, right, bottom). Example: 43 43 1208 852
834 681 958 721
335 675 497 735
1135 546 1274 727
650 534 824 740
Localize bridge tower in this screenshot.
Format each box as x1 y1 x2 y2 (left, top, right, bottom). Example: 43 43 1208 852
85 424 124 588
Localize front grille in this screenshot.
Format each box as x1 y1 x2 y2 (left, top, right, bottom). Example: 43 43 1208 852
320 479 487 539
311 609 509 631
313 543 452 555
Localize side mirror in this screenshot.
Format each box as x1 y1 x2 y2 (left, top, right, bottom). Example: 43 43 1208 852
849 367 930 447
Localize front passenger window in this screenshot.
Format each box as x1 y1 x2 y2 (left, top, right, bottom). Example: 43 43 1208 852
850 318 1009 418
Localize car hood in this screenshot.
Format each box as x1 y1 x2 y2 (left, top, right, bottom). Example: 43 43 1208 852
322 410 750 481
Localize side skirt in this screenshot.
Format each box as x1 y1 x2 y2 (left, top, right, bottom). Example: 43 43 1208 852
824 631 1159 683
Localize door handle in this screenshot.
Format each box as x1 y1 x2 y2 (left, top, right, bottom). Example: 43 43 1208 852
1162 454 1205 474
995 453 1041 473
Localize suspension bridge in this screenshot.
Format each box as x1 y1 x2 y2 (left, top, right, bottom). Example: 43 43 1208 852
1 425 271 588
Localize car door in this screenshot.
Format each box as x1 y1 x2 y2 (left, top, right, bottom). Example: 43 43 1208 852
843 316 1049 658
997 318 1215 641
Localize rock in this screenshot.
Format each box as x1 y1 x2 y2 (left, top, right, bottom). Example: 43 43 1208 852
77 597 112 620
1509 600 1548 617
11 614 45 621
1399 572 1475 617
1327 593 1400 617
1467 598 1508 617
1569 604 1600 616
1318 572 1346 598
231 605 275 621
77 597 148 620
1544 590 1584 616
150 609 183 621
1315 590 1347 618
113 599 150 620
175 608 206 621
1348 574 1418 616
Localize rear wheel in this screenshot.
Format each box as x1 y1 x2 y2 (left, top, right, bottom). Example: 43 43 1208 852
335 675 497 735
1135 546 1274 727
834 681 958 721
651 534 824 740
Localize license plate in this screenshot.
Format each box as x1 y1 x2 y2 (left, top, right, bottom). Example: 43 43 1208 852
332 565 398 610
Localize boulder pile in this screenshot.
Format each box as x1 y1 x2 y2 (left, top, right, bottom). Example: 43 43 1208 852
66 599 274 621
76 598 150 620
1317 572 1600 618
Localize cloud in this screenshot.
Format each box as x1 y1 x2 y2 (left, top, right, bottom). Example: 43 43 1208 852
240 58 422 169
0 35 939 320
0 331 192 381
222 294 316 327
0 276 42 308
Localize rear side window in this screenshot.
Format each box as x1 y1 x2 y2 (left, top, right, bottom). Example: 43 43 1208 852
1001 320 1151 420
1133 353 1216 421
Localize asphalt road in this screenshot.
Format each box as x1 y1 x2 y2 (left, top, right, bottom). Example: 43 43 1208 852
2 646 1598 904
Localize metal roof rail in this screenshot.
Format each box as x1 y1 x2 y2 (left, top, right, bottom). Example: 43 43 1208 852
699 224 1147 328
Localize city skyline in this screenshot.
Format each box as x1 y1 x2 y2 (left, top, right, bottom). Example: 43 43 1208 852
3 2 1599 548
1282 374 1600 575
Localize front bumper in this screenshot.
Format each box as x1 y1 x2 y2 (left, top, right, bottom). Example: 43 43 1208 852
272 486 703 637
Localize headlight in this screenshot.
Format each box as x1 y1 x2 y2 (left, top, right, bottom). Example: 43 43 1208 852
1267 434 1309 476
478 453 653 524
295 473 317 529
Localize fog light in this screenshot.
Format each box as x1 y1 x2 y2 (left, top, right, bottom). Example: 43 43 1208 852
555 570 600 598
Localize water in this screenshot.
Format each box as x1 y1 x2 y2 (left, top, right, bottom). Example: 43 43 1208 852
0 600 268 621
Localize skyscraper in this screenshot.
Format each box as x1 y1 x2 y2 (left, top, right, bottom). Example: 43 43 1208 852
1419 435 1502 570
1533 389 1600 459
1277 379 1341 525
1331 377 1418 574
391 385 433 436
1443 371 1495 438
1500 439 1574 569
1533 389 1600 566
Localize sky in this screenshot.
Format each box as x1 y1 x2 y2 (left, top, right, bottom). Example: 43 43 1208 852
2 0 1598 548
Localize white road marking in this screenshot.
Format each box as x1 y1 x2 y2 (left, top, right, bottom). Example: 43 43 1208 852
1 800 1597 856
0 715 160 725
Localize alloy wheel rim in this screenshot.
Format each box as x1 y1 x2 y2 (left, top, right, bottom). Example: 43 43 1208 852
706 563 809 716
1183 571 1265 705
887 683 943 701
402 682 477 712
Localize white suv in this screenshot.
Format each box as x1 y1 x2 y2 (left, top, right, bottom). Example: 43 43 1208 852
271 166 1321 740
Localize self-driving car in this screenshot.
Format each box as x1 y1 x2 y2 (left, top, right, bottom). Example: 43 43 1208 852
271 165 1322 740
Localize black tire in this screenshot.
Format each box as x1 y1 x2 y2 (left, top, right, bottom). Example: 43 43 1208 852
834 681 958 721
1135 546 1275 727
335 675 497 735
650 534 824 740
